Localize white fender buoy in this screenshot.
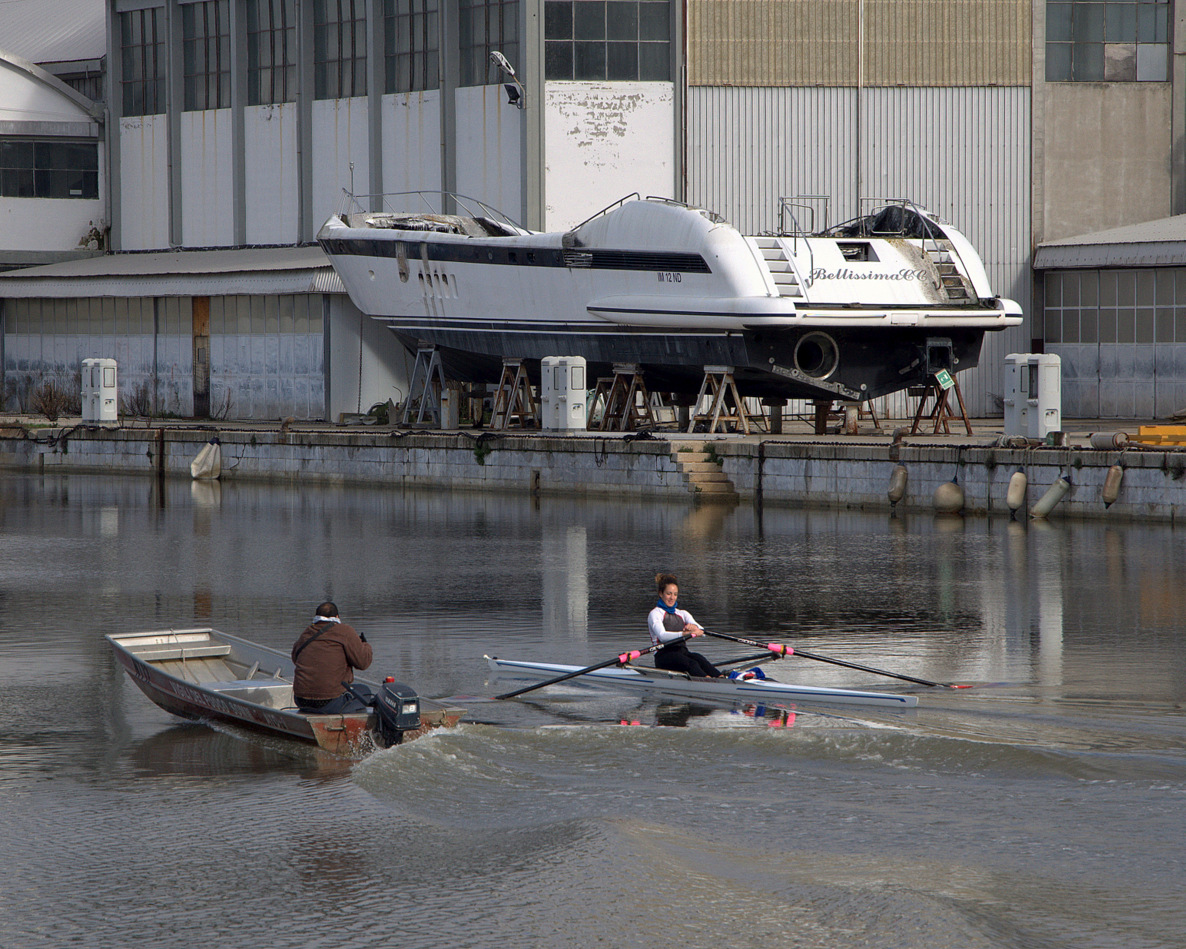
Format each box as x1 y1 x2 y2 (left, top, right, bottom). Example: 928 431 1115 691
1030 474 1070 519
190 437 222 480
933 477 964 515
1102 464 1124 508
1006 469 1027 516
887 464 908 505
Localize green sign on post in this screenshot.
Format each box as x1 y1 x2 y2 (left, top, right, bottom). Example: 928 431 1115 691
934 369 954 390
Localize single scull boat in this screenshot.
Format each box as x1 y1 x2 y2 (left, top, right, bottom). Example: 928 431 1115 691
487 657 919 709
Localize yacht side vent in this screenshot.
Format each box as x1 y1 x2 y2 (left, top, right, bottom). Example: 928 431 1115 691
752 237 804 298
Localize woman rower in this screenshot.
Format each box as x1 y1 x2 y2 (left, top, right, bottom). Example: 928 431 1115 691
647 573 723 678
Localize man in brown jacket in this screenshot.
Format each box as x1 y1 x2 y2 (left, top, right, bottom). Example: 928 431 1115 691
291 601 374 714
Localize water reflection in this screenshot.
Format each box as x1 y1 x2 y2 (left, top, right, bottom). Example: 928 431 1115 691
126 724 349 781
541 523 587 640
1 472 1185 708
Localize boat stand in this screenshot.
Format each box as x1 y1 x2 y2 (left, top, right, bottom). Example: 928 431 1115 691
401 346 448 426
688 366 762 434
909 374 973 435
809 399 881 435
489 358 538 429
590 364 655 431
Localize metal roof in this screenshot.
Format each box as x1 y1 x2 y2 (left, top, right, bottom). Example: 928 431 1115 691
0 0 105 65
0 246 345 298
1033 214 1186 270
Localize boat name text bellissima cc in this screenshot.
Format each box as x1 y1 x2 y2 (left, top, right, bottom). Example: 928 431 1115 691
318 193 1022 402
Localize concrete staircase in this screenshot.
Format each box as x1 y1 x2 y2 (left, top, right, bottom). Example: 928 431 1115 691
670 442 738 502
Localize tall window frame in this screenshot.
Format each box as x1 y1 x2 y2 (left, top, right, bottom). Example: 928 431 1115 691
384 0 440 93
1046 0 1170 82
459 0 519 87
182 0 231 110
247 0 297 104
314 0 369 99
120 7 167 116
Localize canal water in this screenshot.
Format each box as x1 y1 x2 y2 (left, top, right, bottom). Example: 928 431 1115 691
1 472 1183 949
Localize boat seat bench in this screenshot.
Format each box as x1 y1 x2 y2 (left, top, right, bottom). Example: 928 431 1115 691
207 678 289 692
135 644 233 661
205 679 293 709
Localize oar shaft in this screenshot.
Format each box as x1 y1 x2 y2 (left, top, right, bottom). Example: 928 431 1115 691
702 629 955 689
495 635 689 700
789 647 946 689
716 651 779 668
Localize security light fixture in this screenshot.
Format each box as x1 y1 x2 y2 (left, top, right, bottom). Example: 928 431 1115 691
490 50 525 109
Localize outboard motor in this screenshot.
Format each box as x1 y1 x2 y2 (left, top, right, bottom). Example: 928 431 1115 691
372 676 421 747
343 677 422 747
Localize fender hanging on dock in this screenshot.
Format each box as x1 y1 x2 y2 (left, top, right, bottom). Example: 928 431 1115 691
1006 469 1027 516
1102 465 1124 508
1030 473 1070 519
887 464 908 505
933 476 964 515
190 438 222 480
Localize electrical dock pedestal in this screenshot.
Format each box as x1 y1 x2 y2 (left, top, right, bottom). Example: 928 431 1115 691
81 358 118 424
1004 354 1062 440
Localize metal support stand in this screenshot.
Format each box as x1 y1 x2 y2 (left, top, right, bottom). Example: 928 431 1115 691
490 358 538 430
688 365 758 434
910 374 973 435
401 347 448 426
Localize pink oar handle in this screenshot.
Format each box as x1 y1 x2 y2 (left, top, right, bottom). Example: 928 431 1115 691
767 643 793 656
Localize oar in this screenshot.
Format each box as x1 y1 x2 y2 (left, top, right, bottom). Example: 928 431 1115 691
495 635 691 700
716 650 779 668
701 629 970 689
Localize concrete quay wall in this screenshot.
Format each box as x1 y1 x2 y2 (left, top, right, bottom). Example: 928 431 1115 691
719 439 1186 521
2 424 1184 521
0 427 687 498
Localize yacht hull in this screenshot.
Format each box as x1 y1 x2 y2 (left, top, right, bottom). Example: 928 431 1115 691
319 195 1022 402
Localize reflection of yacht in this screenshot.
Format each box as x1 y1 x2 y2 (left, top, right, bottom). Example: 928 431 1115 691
319 192 1022 401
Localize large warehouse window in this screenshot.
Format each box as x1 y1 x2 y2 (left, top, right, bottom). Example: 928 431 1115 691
384 0 439 93
545 0 670 80
1047 0 1169 81
120 7 166 115
183 0 231 110
247 0 297 104
459 0 518 86
0 141 99 200
315 0 368 98
1043 269 1186 344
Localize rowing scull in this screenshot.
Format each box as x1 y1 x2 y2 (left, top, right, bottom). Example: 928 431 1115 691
486 657 919 709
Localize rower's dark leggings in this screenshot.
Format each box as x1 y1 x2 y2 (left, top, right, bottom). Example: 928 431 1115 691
655 641 722 678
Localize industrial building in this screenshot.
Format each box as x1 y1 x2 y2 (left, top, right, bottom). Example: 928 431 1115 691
1 0 1183 421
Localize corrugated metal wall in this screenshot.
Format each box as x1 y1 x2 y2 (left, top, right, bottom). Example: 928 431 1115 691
688 0 859 86
686 85 1032 417
862 0 1031 86
688 0 1030 88
684 86 859 237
